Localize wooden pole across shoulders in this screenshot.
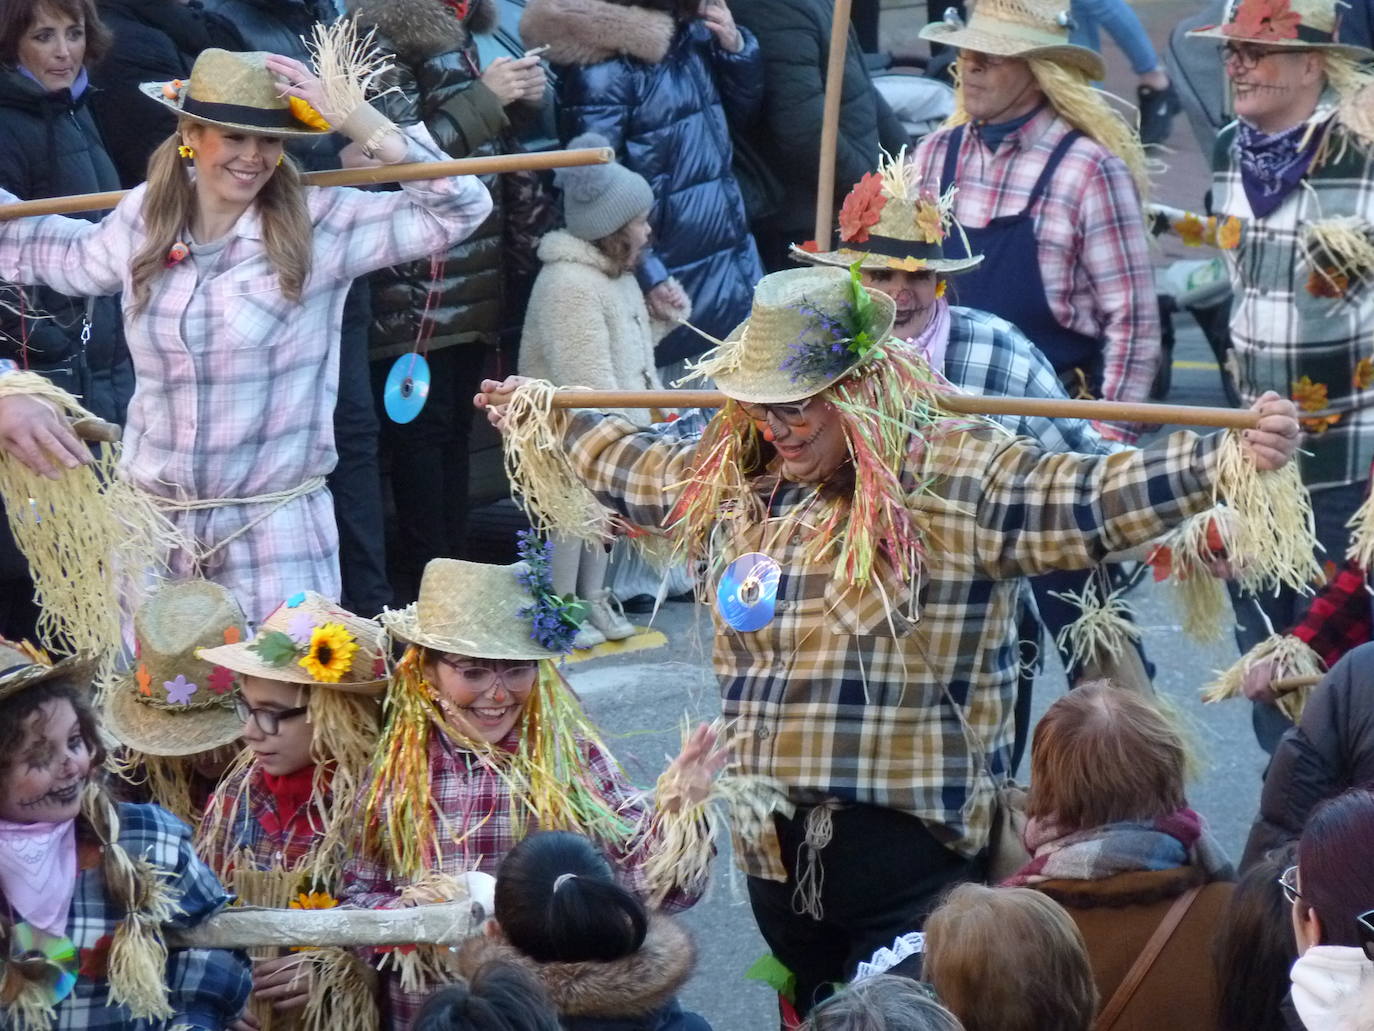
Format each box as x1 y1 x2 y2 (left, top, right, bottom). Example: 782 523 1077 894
813 0 855 249
0 146 614 221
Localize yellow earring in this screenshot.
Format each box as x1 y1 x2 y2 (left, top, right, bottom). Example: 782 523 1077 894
277 155 284 167
178 144 194 159
935 279 947 299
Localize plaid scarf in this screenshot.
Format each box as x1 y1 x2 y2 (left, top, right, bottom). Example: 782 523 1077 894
1238 119 1319 218
1003 808 1207 886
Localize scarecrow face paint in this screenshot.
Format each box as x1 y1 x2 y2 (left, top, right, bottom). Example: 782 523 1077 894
0 701 91 824
17 7 85 92
1225 46 1324 134
862 268 939 340
957 51 1041 124
238 676 313 776
183 123 286 213
427 655 538 745
759 396 850 484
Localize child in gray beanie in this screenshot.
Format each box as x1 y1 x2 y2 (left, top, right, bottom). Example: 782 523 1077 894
518 132 691 649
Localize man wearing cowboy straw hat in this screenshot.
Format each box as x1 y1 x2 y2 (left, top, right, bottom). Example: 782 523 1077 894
476 264 1303 1013
1184 0 1374 752
908 0 1158 446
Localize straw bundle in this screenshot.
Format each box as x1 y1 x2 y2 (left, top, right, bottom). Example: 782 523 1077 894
1049 577 1141 675
1146 509 1234 643
1202 632 1325 722
233 864 302 1031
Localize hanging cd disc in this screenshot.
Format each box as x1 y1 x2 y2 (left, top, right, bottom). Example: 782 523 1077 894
384 353 431 424
716 552 782 632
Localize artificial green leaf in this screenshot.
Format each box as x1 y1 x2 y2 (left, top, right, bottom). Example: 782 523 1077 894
249 630 302 666
744 953 797 1003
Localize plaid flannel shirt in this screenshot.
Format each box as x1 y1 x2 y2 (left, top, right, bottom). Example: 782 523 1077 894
0 123 492 621
559 408 1225 879
341 732 700 1028
198 763 325 879
1213 97 1374 491
1291 560 1373 667
911 109 1160 439
49 802 249 1031
943 306 1118 456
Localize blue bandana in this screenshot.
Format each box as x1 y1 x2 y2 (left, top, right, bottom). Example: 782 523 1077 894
1237 119 1318 218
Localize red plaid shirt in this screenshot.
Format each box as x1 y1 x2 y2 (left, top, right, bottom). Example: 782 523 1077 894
198 763 328 879
910 108 1160 440
341 731 700 1027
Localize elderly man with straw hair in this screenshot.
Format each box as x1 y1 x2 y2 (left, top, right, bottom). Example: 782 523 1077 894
1182 0 1374 753
476 264 1304 1014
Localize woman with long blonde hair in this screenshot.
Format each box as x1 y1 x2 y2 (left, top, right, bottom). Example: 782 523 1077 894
0 42 492 622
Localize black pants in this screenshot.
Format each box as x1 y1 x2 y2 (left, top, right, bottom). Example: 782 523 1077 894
1228 479 1366 754
373 344 488 605
329 282 391 615
746 804 978 1016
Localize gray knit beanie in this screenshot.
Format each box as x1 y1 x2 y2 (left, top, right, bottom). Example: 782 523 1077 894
555 133 655 242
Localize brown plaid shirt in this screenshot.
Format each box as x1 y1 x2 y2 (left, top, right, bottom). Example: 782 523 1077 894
562 412 1225 879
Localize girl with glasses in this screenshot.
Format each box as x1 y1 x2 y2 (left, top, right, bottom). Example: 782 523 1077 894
342 554 724 1029
195 591 388 1031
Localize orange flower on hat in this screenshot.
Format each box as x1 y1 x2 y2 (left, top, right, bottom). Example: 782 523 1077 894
1355 357 1374 391
1224 0 1302 40
135 663 152 697
1292 375 1329 412
838 172 887 244
223 625 241 645
914 198 944 245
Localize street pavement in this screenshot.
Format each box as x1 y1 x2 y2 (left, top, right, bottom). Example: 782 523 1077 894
563 4 1259 1026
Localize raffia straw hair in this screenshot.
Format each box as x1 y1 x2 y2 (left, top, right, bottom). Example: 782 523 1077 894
0 373 176 678
1319 53 1374 161
302 948 380 1031
108 750 203 827
1202 632 1324 722
501 380 607 544
305 18 395 119
1347 489 1374 567
1049 578 1141 674
947 56 1151 202
1304 216 1374 298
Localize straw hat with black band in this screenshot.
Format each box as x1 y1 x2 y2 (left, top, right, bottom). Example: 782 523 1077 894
1186 0 1374 61
139 49 333 138
0 640 95 703
919 0 1106 80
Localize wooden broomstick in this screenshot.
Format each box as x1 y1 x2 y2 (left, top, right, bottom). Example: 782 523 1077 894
813 0 855 248
488 388 1265 429
0 146 613 220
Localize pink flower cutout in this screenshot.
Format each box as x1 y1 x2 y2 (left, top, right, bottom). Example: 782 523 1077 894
164 675 198 705
207 666 236 695
287 611 317 644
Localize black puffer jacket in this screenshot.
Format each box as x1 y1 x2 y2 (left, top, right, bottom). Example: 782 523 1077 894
90 0 243 187
729 0 907 240
1242 643 1374 870
521 0 765 365
0 68 131 425
349 0 511 358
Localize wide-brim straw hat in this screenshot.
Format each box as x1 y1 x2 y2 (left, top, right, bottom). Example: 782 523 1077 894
383 559 565 662
920 0 1107 80
1186 0 1374 60
0 641 95 704
199 591 388 693
139 49 331 137
791 243 983 275
705 266 897 405
102 580 249 757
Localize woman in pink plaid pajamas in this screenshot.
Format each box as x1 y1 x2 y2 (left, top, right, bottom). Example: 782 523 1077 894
0 44 493 624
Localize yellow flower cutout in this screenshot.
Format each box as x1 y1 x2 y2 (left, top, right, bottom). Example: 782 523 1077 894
1292 375 1330 413
1355 357 1374 392
1216 216 1242 250
299 623 357 683
288 96 331 131
290 890 339 910
1173 213 1206 247
913 200 944 245
890 255 930 273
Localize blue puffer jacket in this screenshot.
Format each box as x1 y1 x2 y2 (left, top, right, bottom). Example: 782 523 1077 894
521 0 765 365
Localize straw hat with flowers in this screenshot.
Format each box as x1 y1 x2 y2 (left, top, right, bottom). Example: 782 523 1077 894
0 640 94 702
793 151 983 277
199 591 388 693
919 0 1106 80
102 580 249 757
1186 0 1374 60
139 49 333 137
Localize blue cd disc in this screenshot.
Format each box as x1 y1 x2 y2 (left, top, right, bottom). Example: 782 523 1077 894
716 552 782 632
384 353 431 424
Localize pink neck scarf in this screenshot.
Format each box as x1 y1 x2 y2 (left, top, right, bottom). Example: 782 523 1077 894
0 818 77 936
906 298 951 375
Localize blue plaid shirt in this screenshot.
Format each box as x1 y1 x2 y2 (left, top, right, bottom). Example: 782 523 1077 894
943 306 1120 457
43 802 250 1031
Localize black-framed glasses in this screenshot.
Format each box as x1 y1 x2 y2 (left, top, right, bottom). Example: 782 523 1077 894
1221 42 1309 70
738 399 815 428
436 657 539 694
1278 864 1302 905
1358 909 1374 962
233 698 309 735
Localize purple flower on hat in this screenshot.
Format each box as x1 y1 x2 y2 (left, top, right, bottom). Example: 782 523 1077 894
164 675 198 705
286 592 307 609
207 666 235 695
287 611 316 644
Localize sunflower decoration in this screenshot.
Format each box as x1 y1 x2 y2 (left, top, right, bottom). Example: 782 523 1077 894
299 624 358 683
838 172 887 244
287 95 331 131
290 889 339 910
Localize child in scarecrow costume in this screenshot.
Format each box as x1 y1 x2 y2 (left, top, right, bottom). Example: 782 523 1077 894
1184 0 1374 753
0 639 250 1031
476 263 1307 1014
100 580 249 826
195 592 387 1031
341 554 722 1028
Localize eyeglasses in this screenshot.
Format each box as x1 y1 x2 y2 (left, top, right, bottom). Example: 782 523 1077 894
737 399 815 428
1278 864 1302 905
234 698 309 736
437 657 539 694
1221 42 1308 70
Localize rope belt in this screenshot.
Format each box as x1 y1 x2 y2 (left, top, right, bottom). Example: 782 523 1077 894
139 475 327 565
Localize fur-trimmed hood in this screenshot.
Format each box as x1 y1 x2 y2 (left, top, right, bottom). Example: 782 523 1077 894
456 914 697 1019
519 0 675 66
348 0 498 63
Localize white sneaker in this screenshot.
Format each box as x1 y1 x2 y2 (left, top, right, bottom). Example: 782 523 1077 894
587 589 637 641
572 624 606 650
